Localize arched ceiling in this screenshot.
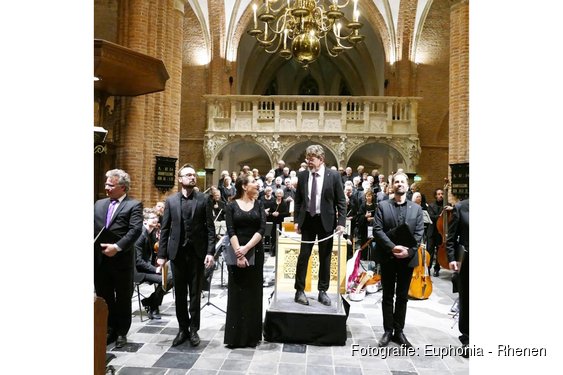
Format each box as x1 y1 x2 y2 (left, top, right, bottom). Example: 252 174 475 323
185 0 434 66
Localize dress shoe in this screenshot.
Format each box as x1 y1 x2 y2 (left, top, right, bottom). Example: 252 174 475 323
318 290 331 306
147 307 161 320
433 269 440 277
393 331 413 348
189 330 201 346
294 290 309 306
378 331 393 347
115 335 127 348
172 330 189 347
141 297 150 307
145 306 154 319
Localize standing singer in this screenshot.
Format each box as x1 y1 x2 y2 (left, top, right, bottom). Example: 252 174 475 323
293 145 346 307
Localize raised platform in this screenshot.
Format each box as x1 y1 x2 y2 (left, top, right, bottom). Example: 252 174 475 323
263 291 350 346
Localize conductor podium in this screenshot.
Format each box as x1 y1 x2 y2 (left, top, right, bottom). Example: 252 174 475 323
263 232 350 346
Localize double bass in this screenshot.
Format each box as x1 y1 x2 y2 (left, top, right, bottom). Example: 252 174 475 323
436 178 451 269
408 242 433 299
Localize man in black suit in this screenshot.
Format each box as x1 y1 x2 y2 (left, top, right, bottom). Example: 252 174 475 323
446 198 469 356
94 169 143 348
293 144 346 307
373 172 424 348
157 163 216 347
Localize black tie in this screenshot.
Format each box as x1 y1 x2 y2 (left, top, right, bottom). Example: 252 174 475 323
309 172 318 216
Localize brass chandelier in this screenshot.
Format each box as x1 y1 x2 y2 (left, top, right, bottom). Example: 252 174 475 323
248 0 364 67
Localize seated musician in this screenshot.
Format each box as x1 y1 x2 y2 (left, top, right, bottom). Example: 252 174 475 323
135 208 173 319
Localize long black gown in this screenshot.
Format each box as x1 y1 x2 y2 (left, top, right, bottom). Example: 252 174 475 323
224 199 266 348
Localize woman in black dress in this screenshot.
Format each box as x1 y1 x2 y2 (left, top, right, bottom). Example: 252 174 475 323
224 174 267 348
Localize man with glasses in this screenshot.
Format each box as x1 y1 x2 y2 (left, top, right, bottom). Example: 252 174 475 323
157 163 216 347
293 145 346 307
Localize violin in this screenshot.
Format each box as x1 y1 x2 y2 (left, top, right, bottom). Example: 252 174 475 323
408 242 433 299
436 178 452 269
153 241 159 254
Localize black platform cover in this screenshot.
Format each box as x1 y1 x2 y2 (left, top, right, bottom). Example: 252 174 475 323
263 294 350 346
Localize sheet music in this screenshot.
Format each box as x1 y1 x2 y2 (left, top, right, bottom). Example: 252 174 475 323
215 220 227 236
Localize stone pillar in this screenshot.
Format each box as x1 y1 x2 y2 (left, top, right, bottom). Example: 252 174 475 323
205 168 216 190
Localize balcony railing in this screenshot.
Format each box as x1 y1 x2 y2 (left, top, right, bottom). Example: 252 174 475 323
204 95 420 135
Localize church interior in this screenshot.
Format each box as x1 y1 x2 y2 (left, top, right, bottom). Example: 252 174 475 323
94 0 469 203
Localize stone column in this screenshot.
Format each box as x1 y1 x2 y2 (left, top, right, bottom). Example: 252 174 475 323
205 168 216 190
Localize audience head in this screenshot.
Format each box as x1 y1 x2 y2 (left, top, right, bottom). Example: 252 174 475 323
142 207 159 230
264 186 273 197
434 188 444 203
154 201 165 216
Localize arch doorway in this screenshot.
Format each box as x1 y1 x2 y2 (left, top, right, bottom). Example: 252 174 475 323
347 143 407 176
282 141 338 170
213 141 271 184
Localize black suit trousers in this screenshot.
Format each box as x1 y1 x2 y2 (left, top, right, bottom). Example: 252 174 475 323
458 252 469 343
94 259 134 336
294 214 333 292
380 259 414 333
171 244 205 332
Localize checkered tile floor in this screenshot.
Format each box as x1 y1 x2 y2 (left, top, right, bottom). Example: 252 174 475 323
105 255 468 374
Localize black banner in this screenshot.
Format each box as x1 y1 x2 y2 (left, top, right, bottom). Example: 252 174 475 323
450 162 469 200
155 156 177 191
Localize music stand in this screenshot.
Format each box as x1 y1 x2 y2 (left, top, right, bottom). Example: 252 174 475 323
200 221 228 313
200 265 226 313
214 221 228 287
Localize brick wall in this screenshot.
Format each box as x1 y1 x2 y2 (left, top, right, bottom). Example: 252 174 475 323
94 0 184 205
449 0 470 165
412 0 452 198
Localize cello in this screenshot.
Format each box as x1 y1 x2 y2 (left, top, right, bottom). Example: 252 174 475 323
436 178 451 269
408 242 432 299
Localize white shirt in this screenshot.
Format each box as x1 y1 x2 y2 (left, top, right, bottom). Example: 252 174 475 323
308 164 325 215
